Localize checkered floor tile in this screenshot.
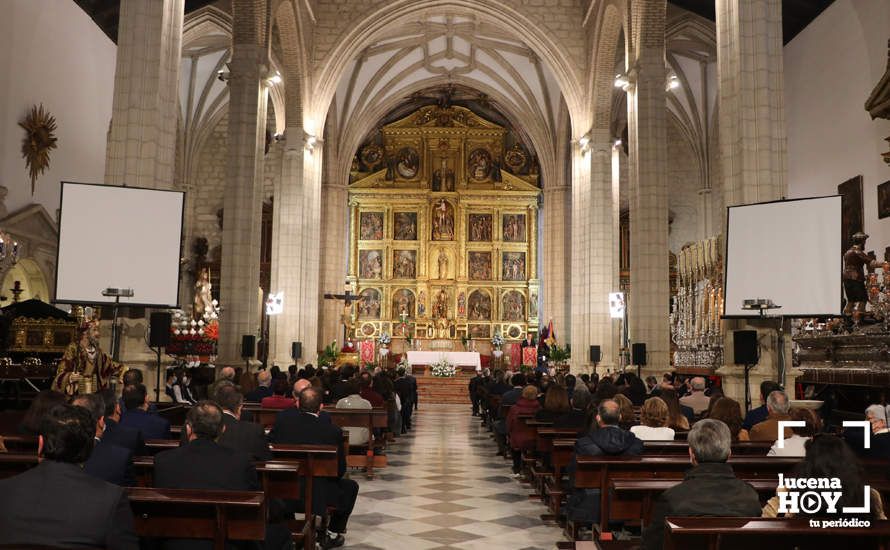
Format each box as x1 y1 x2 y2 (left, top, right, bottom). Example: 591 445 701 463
341 404 563 549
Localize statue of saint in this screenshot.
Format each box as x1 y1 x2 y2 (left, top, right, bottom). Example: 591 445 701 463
433 289 448 320
193 267 215 319
438 250 449 279
843 232 878 317
52 320 124 395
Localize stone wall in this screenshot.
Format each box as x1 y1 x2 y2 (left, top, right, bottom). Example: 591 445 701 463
666 120 701 252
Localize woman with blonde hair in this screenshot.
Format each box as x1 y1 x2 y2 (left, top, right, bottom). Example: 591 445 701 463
631 397 675 440
658 388 690 431
612 393 637 430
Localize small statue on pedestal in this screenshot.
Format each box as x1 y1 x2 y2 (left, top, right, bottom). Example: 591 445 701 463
844 232 879 318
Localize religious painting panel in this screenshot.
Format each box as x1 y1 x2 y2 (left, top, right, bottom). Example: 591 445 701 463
358 250 383 279
469 324 490 338
502 290 525 322
357 288 381 319
359 212 384 240
394 212 418 240
468 289 492 321
468 214 492 242
431 288 450 320
468 251 492 280
501 252 526 281
394 147 420 179
391 289 416 319
502 214 526 242
360 144 384 171
838 175 863 249
431 199 455 241
468 148 493 182
393 250 417 279
457 292 466 317
879 180 890 219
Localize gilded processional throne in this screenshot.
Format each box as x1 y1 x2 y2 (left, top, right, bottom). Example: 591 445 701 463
346 105 541 348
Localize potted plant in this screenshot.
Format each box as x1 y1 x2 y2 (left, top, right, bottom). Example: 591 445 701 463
549 343 571 371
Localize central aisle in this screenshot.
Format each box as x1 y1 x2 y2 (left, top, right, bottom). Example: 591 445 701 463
343 404 564 549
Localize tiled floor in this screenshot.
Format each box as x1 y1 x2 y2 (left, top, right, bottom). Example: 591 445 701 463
342 404 564 549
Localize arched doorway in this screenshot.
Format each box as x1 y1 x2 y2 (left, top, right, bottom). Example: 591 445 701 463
1 259 51 303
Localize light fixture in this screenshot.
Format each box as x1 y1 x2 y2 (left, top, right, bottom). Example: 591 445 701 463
578 134 591 155
614 72 631 91
613 139 622 148
666 73 680 91
305 134 317 152
0 233 18 269
216 69 230 82
264 71 282 87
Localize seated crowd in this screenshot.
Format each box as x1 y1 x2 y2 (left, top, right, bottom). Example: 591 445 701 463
0 362 415 550
474 368 890 547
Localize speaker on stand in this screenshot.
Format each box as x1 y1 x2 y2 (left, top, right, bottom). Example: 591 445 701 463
733 330 759 411
291 341 302 362
631 343 647 378
149 312 172 402
241 334 256 374
589 345 601 372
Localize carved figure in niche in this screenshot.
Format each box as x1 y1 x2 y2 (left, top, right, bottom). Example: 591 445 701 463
468 148 492 182
529 290 538 318
468 214 492 242
360 212 383 240
418 290 426 316
503 214 526 242
359 250 383 279
360 144 384 171
502 291 525 321
392 289 415 319
458 292 466 317
843 232 878 316
502 252 526 281
437 249 449 279
193 267 215 319
432 199 454 240
393 250 417 278
358 289 381 319
432 155 455 192
468 252 492 280
394 212 417 240
468 290 492 321
396 147 419 179
433 289 449 320
504 143 527 174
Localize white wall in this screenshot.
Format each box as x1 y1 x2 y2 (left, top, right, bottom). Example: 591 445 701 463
785 0 890 247
0 0 116 217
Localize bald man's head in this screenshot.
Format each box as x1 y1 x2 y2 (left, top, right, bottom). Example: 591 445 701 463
597 399 620 427
293 378 311 399
220 367 235 381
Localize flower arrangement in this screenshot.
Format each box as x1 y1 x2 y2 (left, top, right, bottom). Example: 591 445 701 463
431 356 457 377
491 332 505 350
378 332 392 345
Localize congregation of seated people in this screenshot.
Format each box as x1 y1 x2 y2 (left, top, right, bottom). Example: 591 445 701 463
0 362 416 550
473 367 890 547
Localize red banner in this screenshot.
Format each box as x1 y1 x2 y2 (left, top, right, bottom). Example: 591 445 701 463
359 340 376 364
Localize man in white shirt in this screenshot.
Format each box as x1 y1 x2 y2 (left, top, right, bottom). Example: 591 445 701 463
679 377 710 416
336 381 372 446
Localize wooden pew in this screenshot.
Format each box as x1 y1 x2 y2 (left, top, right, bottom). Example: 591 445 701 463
534 428 580 510
642 440 772 456
545 438 578 517
0 434 37 452
0 452 38 479
326 408 389 479
663 517 890 550
127 487 266 550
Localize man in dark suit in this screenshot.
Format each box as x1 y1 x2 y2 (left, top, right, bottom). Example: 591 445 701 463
330 365 357 402
99 389 144 454
181 385 271 461
73 393 135 486
244 369 273 402
0 404 138 548
394 367 415 432
120 383 171 440
270 387 359 549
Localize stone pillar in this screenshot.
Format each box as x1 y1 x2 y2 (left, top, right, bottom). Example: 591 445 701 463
716 0 791 403
570 130 620 373
105 0 183 189
217 0 268 365
268 129 323 366
627 0 670 373
697 187 714 239
543 185 570 338
716 0 787 206
318 158 348 351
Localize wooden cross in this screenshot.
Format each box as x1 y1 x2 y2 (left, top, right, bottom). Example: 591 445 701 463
323 288 363 343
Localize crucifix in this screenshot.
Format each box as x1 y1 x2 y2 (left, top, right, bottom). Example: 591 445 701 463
323 285 363 343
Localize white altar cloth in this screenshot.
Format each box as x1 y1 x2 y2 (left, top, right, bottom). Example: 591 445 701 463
406 351 481 370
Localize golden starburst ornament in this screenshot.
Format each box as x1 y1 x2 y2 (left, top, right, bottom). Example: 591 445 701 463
19 104 58 195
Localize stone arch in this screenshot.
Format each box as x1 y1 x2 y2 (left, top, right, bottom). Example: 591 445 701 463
589 0 628 132
273 0 309 128
307 0 587 137
1 259 50 303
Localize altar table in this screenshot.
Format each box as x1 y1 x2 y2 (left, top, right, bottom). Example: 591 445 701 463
406 351 482 370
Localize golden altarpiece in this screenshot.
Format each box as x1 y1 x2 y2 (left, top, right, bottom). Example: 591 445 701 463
346 105 541 346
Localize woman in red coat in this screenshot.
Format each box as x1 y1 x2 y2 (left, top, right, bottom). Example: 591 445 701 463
507 385 542 475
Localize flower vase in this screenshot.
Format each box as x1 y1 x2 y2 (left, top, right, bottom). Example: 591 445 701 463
492 349 503 358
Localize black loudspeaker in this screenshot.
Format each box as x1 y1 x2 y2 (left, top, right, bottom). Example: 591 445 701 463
631 343 647 366
291 341 302 360
241 335 256 359
733 330 759 365
589 345 601 363
148 312 172 347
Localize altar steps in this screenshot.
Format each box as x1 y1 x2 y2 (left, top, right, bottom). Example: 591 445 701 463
416 375 471 405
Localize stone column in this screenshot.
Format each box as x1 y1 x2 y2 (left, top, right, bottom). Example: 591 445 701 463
716 0 791 401
217 0 268 365
716 0 787 206
542 184 570 338
569 130 620 372
697 187 714 239
318 159 349 351
105 0 183 190
627 0 670 374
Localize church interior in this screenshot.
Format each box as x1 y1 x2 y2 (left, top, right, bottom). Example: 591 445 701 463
3 0 890 548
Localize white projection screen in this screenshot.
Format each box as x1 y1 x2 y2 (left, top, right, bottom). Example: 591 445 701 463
55 182 184 307
723 196 842 317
